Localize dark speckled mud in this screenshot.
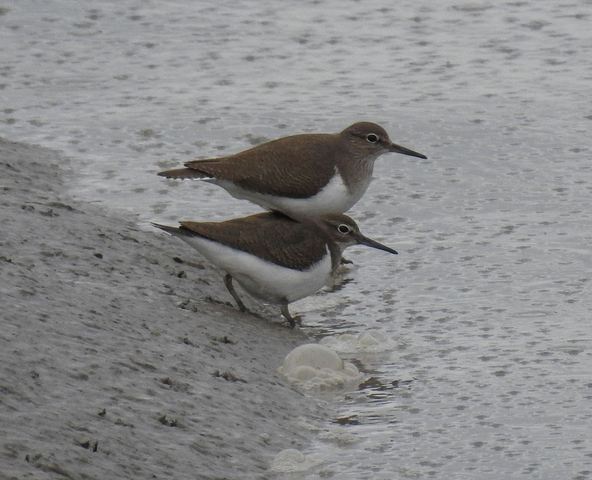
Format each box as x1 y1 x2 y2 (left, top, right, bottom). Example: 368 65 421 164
0 139 323 479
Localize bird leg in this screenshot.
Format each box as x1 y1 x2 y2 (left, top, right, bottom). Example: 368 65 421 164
280 304 302 328
224 274 248 313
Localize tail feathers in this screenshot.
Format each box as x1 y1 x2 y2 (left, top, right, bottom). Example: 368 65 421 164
151 222 184 235
157 167 208 179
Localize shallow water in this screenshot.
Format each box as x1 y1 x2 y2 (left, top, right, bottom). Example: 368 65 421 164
2 0 592 478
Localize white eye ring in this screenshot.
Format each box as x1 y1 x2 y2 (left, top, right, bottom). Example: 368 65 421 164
338 224 351 234
366 133 379 143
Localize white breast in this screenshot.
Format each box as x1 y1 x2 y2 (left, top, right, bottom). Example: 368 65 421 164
212 170 365 216
178 235 333 304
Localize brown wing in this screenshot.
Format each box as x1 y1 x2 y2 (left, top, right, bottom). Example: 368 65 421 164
181 134 345 198
179 212 328 270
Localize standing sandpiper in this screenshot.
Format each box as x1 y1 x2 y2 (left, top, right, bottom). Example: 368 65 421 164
158 122 426 218
152 212 397 327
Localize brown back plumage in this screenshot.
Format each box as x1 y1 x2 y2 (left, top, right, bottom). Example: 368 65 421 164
176 212 329 270
159 133 348 198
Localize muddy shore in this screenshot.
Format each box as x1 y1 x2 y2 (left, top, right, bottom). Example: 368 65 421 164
0 138 324 479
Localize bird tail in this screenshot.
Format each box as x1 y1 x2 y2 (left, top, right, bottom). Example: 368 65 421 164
151 222 182 235
152 222 200 240
157 167 207 179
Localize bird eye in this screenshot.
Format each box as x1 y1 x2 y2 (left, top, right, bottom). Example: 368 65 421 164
366 133 379 144
338 224 351 234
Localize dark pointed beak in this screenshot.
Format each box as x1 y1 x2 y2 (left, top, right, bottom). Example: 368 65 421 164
388 142 427 159
354 233 398 255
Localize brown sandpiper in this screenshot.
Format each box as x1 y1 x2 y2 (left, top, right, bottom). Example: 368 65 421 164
152 212 398 327
158 122 426 218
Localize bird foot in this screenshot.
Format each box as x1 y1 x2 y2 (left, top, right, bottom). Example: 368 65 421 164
288 314 303 328
281 305 302 328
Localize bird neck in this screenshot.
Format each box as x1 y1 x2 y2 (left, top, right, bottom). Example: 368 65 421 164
336 152 378 193
327 242 344 273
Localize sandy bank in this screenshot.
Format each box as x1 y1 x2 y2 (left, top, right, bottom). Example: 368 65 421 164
0 138 324 479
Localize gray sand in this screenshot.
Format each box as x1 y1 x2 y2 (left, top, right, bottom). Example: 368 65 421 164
0 138 323 479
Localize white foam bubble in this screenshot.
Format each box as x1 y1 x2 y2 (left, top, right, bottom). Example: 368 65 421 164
278 344 362 392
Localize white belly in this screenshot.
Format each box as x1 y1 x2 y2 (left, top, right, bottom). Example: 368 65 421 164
213 171 370 216
178 235 333 304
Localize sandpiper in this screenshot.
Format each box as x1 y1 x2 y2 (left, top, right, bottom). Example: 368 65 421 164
152 212 397 327
158 122 426 218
